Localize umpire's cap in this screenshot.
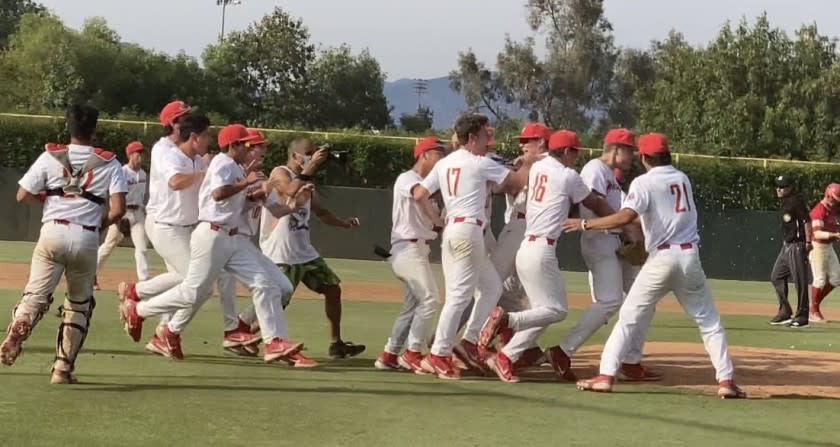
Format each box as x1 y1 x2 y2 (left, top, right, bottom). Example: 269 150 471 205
775 175 794 188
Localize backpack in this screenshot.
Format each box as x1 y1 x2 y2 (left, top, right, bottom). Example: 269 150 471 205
44 143 116 205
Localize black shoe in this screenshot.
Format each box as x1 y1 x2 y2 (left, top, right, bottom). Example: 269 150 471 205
789 319 809 328
329 340 366 359
769 314 792 326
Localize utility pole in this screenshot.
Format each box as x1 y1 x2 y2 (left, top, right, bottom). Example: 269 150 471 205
217 0 243 42
414 79 428 110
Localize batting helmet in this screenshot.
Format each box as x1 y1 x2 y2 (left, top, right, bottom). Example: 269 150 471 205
825 183 840 202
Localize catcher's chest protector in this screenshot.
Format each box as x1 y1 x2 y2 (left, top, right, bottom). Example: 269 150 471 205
45 143 115 204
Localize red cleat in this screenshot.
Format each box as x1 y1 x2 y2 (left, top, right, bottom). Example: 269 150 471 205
486 351 520 383
264 338 303 363
479 306 509 348
280 351 318 368
513 347 545 369
453 339 488 372
398 350 428 375
0 319 31 366
718 380 747 399
547 346 577 381
420 353 460 380
223 320 261 349
145 334 167 357
160 324 184 360
618 363 662 382
117 281 138 303
577 374 615 393
374 351 400 370
118 299 144 342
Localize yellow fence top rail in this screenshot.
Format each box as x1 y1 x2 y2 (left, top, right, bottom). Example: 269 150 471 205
1 112 837 167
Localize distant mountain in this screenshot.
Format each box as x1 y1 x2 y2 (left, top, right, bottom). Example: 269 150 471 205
384 76 527 129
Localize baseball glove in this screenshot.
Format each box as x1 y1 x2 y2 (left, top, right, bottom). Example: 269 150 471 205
616 241 648 266
117 218 131 237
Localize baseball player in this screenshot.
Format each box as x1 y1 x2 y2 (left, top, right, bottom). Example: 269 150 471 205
374 136 446 373
478 130 614 383
120 124 306 364
118 113 211 357
565 133 746 399
94 141 150 289
808 183 840 324
554 128 660 381
260 138 366 359
1 105 127 384
769 176 812 326
412 113 531 380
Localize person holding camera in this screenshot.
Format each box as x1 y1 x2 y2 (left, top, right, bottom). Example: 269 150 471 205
260 138 366 359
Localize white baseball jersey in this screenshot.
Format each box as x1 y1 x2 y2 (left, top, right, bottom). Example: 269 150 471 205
240 201 262 237
420 148 509 225
198 152 247 228
18 145 127 227
622 165 700 252
123 165 147 206
390 170 438 244
145 137 177 218
503 190 527 224
154 147 206 226
580 159 621 218
260 166 320 265
524 156 590 240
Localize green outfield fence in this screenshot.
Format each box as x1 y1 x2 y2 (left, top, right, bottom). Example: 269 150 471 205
1 112 836 168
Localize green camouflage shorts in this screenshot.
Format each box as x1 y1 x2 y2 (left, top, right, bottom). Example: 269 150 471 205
278 257 341 305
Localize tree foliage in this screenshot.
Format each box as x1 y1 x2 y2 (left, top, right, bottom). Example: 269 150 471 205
399 106 434 133
0 0 43 49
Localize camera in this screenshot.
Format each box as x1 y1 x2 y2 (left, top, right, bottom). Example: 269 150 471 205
318 143 351 163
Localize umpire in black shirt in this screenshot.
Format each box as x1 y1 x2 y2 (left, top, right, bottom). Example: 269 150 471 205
770 175 812 326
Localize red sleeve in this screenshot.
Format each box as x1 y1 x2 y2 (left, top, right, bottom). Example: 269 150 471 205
811 205 826 229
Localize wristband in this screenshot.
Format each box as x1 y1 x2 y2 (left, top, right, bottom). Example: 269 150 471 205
581 219 588 231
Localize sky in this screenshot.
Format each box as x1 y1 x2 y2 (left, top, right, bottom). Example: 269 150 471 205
37 0 839 81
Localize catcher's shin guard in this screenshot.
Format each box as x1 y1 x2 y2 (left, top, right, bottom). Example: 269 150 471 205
53 296 95 374
1 294 54 366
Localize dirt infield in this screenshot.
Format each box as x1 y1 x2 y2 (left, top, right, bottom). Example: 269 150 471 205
4 262 838 320
566 342 840 399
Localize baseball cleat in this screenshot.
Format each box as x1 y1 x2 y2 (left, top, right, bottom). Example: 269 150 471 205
264 338 303 363
145 334 168 357
788 319 809 328
453 340 489 372
223 345 259 357
768 313 792 326
420 353 460 380
547 346 577 381
486 352 520 383
0 319 31 366
374 351 401 370
160 325 184 360
328 340 366 359
809 310 827 323
513 347 545 369
117 281 137 303
479 306 509 348
118 299 144 342
50 370 78 385
398 350 428 375
223 320 261 349
718 380 747 399
278 351 319 368
577 374 615 393
618 363 662 382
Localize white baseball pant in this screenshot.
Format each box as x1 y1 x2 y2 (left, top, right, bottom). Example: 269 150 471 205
217 271 240 332
382 241 440 354
598 246 735 381
560 234 648 361
136 217 193 300
809 242 840 288
12 222 99 372
139 224 292 342
491 215 527 280
501 238 568 361
97 208 150 281
430 222 502 356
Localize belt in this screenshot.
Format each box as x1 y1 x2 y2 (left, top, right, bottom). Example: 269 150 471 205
451 217 484 226
126 205 140 210
53 219 97 232
156 221 197 228
527 235 555 245
657 243 694 250
408 239 430 244
209 222 238 236
516 212 525 219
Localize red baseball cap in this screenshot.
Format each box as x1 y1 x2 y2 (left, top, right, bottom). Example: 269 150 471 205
159 100 191 127
414 136 446 158
125 141 144 155
245 128 267 146
519 123 552 142
217 124 250 148
604 128 636 147
638 133 669 156
548 130 582 151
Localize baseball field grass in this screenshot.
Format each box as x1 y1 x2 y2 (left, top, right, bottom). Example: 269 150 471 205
0 241 839 447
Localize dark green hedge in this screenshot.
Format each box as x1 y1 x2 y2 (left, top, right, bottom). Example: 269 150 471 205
0 116 836 210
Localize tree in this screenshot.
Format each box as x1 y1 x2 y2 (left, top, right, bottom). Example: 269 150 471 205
449 49 510 121
305 45 392 129
604 48 656 130
0 0 44 49
399 106 433 133
203 7 315 126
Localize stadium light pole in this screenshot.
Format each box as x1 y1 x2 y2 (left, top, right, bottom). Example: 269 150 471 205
217 0 243 42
